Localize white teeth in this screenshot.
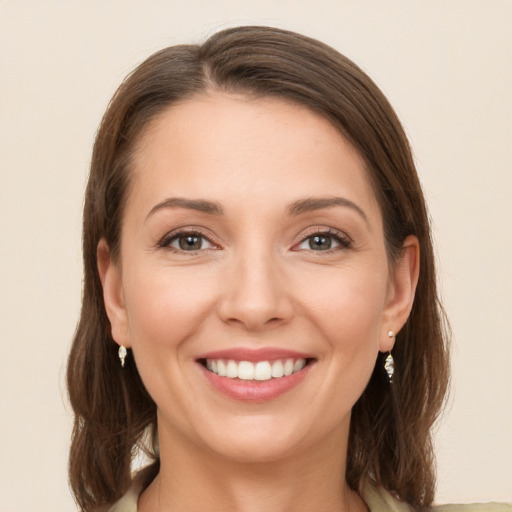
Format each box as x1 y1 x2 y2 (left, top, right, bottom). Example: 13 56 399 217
271 360 284 378
283 359 294 376
205 358 308 381
226 360 238 378
217 360 226 377
294 359 306 372
254 361 272 381
238 361 255 380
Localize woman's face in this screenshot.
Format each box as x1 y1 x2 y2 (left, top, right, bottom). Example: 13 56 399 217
100 92 417 463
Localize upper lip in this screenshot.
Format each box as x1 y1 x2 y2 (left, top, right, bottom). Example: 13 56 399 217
195 347 315 362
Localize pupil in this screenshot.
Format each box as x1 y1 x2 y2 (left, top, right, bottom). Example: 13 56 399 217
179 235 202 250
310 235 331 250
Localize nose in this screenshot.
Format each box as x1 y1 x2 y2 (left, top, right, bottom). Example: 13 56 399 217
217 247 294 331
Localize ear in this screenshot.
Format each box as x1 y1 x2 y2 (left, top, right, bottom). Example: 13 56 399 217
380 235 420 352
97 238 131 349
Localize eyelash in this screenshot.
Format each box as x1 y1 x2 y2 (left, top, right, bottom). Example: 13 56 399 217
294 228 352 253
158 228 352 253
159 230 218 253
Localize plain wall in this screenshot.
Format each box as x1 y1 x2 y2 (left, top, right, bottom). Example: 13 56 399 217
0 1 510 510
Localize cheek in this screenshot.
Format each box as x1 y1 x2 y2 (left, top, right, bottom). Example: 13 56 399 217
122 264 217 354
120 265 220 419
299 262 389 355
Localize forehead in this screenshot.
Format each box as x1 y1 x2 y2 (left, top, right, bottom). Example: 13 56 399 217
128 92 380 219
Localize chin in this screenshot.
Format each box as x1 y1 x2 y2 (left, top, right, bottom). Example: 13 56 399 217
202 429 309 464
185 407 349 466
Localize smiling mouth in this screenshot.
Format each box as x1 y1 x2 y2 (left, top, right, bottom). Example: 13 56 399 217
198 358 315 382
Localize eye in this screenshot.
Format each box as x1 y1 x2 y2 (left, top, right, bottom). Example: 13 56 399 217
161 231 216 252
295 230 351 252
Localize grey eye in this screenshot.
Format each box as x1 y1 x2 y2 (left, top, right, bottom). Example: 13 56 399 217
178 234 204 251
295 231 350 252
165 232 215 251
308 234 333 250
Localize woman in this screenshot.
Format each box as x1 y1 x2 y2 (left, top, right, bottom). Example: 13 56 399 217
67 26 506 511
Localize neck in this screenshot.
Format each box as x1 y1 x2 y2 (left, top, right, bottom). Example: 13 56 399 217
139 418 367 512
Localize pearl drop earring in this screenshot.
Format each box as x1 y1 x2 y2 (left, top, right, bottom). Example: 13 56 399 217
384 330 395 383
118 345 128 368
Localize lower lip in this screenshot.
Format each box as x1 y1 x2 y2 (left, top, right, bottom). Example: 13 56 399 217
200 363 313 402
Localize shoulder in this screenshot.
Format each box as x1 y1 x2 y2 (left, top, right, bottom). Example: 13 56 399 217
363 485 414 511
106 476 511 512
363 486 512 512
106 486 139 512
105 467 152 512
432 504 512 512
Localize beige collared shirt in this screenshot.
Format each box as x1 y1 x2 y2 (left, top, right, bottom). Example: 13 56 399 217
107 469 511 512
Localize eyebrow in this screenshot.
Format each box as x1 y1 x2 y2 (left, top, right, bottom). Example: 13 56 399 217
147 195 369 227
286 197 369 226
147 197 224 219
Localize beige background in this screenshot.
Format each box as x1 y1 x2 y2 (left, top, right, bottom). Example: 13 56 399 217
1 1 511 510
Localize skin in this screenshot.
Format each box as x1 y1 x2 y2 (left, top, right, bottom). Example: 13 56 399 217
98 92 419 512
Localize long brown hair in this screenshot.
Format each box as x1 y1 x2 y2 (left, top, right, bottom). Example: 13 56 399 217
67 26 450 511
